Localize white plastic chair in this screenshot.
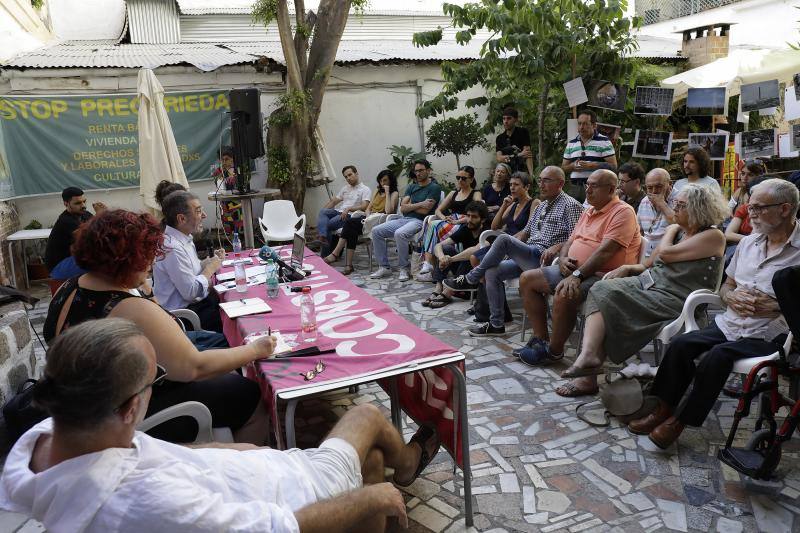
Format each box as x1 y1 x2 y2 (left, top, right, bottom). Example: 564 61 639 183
171 308 202 332
138 401 234 443
259 200 306 244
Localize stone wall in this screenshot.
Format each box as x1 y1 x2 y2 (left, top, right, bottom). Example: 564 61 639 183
681 25 730 69
0 202 21 286
0 300 38 408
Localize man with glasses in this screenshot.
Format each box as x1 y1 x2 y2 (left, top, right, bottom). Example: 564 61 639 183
444 166 583 336
637 168 677 259
629 178 800 449
561 109 617 203
515 169 640 368
154 191 226 332
2 318 438 532
371 159 442 281
617 162 646 213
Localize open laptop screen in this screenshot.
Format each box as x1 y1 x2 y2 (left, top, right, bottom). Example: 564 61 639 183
291 232 305 269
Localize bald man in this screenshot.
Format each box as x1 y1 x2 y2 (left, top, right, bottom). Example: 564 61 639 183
638 168 677 259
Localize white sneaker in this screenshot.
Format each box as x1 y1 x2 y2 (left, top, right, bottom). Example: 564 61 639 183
398 269 411 282
419 262 433 274
416 271 433 282
370 267 392 279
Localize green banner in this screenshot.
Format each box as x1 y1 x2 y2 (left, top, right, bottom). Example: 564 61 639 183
0 90 231 198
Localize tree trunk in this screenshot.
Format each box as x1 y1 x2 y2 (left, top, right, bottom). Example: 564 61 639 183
537 82 550 169
266 110 313 211
455 153 461 170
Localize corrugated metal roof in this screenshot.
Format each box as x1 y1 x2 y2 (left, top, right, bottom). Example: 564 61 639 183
1 39 485 70
128 0 181 44
175 0 445 16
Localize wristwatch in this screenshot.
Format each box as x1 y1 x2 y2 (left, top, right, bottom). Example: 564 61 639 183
572 269 584 281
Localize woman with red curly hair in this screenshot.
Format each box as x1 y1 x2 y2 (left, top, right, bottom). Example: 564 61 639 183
43 209 275 445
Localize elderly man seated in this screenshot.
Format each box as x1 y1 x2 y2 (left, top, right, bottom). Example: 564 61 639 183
443 166 583 336
0 318 440 532
628 178 800 449
515 170 641 383
637 168 676 259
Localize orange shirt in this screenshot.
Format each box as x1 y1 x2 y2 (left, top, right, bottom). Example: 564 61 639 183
568 197 641 274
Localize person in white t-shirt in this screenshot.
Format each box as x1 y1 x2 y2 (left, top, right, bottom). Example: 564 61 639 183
0 319 441 533
672 147 721 195
317 165 371 256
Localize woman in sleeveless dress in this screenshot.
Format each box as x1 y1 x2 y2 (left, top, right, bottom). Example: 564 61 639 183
556 183 730 397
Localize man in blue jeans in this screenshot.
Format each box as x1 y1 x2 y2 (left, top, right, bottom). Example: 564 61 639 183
371 160 442 282
445 166 583 336
316 165 371 256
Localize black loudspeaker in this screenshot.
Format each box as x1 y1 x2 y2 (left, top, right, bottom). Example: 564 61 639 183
229 88 264 159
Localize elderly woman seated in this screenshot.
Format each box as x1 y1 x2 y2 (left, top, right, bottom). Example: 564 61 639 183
556 183 729 397
44 209 276 444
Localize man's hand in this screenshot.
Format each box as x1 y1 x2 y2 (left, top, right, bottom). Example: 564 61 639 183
213 248 226 261
541 243 562 266
370 483 408 529
559 257 577 277
202 256 222 272
92 201 107 214
519 147 532 159
439 255 452 269
725 288 757 317
555 275 581 300
603 265 630 280
647 193 668 213
750 289 781 318
340 209 349 221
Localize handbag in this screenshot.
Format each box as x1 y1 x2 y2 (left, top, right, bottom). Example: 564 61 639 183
2 379 47 442
575 372 659 427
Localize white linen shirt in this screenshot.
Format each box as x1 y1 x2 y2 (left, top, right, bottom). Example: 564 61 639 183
334 182 371 211
153 224 209 310
716 222 800 341
0 419 320 533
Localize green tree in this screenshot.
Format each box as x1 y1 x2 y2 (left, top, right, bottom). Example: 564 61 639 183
425 114 490 170
413 0 641 169
253 0 367 208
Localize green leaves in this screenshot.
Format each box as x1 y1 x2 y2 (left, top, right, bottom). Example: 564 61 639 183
413 29 444 47
425 114 491 170
251 0 278 26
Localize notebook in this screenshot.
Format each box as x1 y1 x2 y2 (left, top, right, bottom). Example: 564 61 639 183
219 297 272 318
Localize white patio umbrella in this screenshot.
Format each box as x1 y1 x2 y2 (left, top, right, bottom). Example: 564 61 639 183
137 68 188 214
661 48 800 99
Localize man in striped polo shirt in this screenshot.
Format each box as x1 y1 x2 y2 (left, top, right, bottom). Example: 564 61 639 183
561 109 617 203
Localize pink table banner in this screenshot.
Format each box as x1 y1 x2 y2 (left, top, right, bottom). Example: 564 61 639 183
218 246 466 465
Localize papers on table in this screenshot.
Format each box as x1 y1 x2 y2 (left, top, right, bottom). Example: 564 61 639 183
222 258 252 267
216 265 265 282
220 297 272 318
244 330 293 357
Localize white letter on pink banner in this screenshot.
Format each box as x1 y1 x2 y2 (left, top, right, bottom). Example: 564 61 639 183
336 334 415 357
319 312 387 338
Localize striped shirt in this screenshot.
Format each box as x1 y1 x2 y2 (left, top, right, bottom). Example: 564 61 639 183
523 192 584 252
563 133 615 181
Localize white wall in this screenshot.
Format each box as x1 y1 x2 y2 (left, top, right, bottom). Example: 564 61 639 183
3 62 496 230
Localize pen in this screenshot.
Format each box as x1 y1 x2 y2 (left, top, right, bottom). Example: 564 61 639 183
268 326 271 336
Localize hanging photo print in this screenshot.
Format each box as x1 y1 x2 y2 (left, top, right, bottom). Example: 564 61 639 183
596 123 621 143
686 87 727 116
741 129 777 159
633 130 673 160
792 124 800 153
740 79 780 112
634 87 674 115
586 80 627 112
688 132 730 160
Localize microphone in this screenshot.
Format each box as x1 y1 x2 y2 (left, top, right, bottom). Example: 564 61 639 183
259 246 306 281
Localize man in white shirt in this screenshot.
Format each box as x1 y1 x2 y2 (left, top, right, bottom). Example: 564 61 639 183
671 147 721 195
317 165 371 256
0 318 440 533
153 191 224 332
629 178 800 449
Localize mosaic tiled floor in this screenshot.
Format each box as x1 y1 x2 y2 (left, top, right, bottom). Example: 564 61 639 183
3 249 800 532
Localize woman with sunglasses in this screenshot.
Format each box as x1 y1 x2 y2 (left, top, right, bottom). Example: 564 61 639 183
417 166 482 281
43 210 276 445
556 184 728 397
324 170 399 275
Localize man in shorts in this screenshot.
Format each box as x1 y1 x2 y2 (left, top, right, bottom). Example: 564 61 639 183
0 318 440 532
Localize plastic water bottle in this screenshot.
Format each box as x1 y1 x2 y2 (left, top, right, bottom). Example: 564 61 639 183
234 252 247 293
232 232 242 255
300 287 317 342
266 259 279 299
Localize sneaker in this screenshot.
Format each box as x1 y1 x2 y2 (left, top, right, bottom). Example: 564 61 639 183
443 275 478 292
513 337 547 358
416 271 433 282
468 323 506 337
419 262 433 274
370 267 392 279
398 269 411 282
518 342 563 367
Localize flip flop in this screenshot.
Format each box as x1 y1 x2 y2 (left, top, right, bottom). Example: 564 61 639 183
555 382 600 398
561 365 606 379
427 294 453 309
394 425 440 487
421 292 442 307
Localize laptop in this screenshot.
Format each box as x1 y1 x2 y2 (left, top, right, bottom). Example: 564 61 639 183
290 232 305 272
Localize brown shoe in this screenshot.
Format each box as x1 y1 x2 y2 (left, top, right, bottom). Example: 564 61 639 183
628 399 672 435
648 416 685 449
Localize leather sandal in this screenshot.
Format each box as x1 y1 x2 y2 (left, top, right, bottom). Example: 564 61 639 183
323 252 340 264
394 425 440 487
341 265 354 275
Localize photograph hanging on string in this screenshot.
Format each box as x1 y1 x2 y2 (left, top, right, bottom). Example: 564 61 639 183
633 130 673 160
634 86 674 115
596 122 621 143
741 129 777 159
794 73 800 101
686 87 727 116
791 124 800 153
688 132 729 160
740 79 780 112
585 80 627 112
